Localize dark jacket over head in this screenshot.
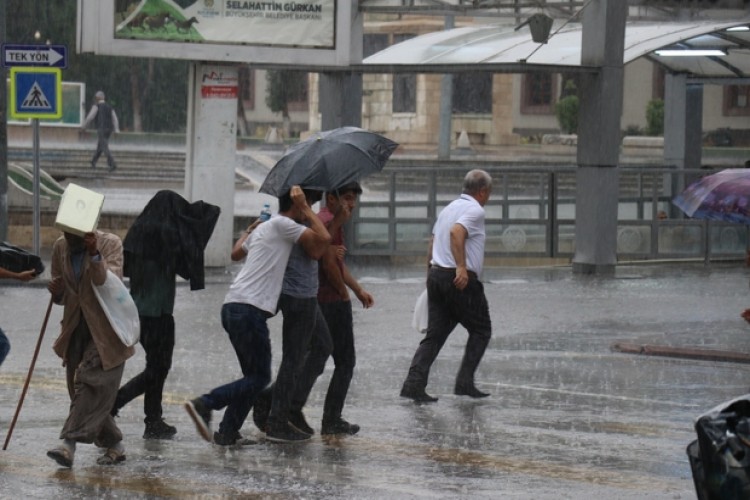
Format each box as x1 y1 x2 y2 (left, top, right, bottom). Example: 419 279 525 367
123 190 220 291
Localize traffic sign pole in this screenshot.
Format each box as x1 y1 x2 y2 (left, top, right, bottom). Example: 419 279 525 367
2 42 67 256
32 118 39 256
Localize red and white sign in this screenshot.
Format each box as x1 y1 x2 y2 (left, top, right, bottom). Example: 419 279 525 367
201 70 238 99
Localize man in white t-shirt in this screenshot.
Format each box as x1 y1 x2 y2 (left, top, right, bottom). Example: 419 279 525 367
184 185 330 445
400 170 493 403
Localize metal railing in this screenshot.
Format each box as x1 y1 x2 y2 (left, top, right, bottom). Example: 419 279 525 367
348 162 749 262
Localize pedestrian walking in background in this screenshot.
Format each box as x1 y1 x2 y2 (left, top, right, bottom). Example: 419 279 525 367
111 191 219 440
46 231 134 468
0 266 37 367
291 182 373 436
400 169 493 403
184 186 330 446
82 90 119 172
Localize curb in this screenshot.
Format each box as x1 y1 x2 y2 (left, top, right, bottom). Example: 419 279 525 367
612 341 750 364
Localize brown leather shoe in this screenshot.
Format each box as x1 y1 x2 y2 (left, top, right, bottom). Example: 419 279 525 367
47 446 74 468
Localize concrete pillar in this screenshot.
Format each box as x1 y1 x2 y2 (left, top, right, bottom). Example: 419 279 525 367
663 74 704 215
438 16 455 160
572 0 627 275
319 72 362 129
184 63 238 267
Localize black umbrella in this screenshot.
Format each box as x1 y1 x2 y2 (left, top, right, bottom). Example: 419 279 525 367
259 126 398 197
0 242 44 275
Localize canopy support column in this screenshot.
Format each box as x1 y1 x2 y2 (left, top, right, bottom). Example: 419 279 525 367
184 63 238 267
572 0 627 275
663 74 704 217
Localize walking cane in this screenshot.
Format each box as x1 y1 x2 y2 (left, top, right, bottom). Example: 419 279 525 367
3 296 54 450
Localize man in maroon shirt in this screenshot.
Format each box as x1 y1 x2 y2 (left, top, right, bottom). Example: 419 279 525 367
292 182 373 435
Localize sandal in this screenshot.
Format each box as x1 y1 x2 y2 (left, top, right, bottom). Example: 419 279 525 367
47 446 74 468
96 448 126 466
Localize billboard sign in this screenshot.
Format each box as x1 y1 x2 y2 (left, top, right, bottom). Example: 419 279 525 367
77 0 361 68
115 0 335 49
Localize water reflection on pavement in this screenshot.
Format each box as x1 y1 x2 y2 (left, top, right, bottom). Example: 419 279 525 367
1 262 749 498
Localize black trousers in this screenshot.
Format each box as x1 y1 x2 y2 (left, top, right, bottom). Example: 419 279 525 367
114 314 175 423
404 267 492 390
91 130 116 168
319 300 355 423
268 295 322 424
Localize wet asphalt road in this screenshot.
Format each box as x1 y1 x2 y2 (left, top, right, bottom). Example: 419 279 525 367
1 262 750 498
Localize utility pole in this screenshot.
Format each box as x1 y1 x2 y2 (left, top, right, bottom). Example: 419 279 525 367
0 0 7 242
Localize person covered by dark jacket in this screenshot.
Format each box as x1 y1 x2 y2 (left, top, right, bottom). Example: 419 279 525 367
112 190 220 439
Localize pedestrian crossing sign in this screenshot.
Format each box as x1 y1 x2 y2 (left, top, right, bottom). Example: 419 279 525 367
9 67 62 119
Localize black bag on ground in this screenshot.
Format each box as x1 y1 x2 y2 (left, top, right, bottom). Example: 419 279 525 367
0 242 44 275
688 396 750 500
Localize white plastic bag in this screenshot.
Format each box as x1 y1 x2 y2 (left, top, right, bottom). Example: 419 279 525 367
411 289 428 334
92 270 140 347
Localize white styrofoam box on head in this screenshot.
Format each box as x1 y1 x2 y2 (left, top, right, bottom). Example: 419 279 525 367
54 183 105 236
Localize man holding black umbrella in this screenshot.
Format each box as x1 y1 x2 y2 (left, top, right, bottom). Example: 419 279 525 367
184 186 330 446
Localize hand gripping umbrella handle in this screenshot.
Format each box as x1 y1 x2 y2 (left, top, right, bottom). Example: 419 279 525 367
3 296 53 450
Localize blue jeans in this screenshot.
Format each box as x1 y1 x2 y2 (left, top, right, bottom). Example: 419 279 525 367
202 303 272 436
0 328 9 366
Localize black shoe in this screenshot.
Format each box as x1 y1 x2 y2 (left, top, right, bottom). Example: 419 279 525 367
400 385 438 403
265 421 311 443
213 431 257 446
184 398 212 442
454 383 490 399
321 418 360 436
288 410 314 435
252 387 272 433
108 163 117 172
90 162 96 169
143 419 177 440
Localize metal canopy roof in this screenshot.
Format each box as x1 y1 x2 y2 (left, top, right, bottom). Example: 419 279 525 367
361 19 750 78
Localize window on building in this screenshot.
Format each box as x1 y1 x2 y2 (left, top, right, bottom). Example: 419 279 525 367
239 67 255 110
724 85 750 116
452 72 492 114
652 65 665 100
285 72 309 112
392 34 416 113
363 33 389 58
265 70 308 113
521 73 556 115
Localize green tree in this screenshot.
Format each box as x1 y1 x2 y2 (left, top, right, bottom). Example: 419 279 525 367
646 99 664 136
555 95 579 134
7 0 188 133
555 79 578 134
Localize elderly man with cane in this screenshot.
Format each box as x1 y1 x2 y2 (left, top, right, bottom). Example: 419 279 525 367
45 230 134 467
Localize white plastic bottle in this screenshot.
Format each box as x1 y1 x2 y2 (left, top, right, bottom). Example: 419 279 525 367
259 203 272 222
